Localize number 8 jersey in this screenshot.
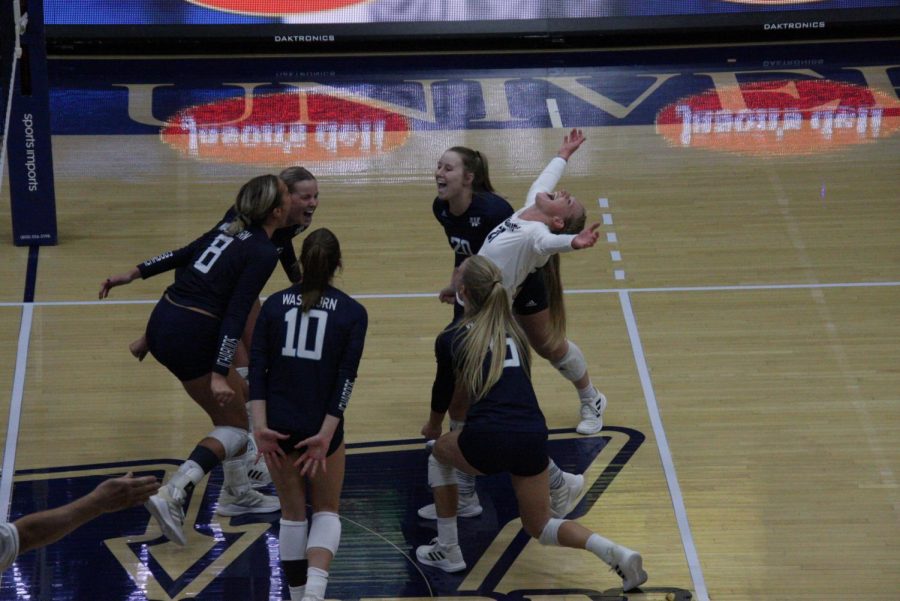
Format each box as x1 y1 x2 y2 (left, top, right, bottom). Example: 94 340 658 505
137 221 279 375
249 284 368 435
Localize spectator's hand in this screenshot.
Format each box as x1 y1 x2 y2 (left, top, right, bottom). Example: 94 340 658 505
91 472 160 513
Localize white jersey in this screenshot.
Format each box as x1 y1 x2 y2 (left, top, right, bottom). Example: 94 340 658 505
0 522 19 571
478 156 576 298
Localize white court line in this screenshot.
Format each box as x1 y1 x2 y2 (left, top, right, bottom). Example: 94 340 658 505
0 304 33 519
619 291 710 601
0 280 898 308
546 98 563 128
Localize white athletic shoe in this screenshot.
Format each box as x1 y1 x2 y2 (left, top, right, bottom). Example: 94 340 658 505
215 487 281 516
145 484 187 546
576 390 608 435
417 492 483 520
550 472 585 518
415 538 466 572
245 435 272 489
610 545 648 592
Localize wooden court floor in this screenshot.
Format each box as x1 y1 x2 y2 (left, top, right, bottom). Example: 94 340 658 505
0 38 898 600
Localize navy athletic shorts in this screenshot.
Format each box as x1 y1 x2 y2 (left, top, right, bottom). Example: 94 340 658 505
513 269 549 316
457 428 549 477
146 297 220 382
274 426 344 458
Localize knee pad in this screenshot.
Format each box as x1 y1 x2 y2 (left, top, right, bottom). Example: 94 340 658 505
428 454 456 488
550 340 587 382
279 519 309 587
279 519 308 560
307 512 341 556
209 426 248 459
538 517 565 546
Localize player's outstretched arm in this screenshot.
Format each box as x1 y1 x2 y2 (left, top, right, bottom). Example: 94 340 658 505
14 473 159 554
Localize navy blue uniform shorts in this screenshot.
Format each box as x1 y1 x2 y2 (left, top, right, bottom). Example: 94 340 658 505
450 268 548 322
274 426 344 458
458 428 549 477
513 269 549 316
146 298 220 382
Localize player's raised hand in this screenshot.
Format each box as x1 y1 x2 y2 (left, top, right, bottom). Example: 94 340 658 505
572 222 600 250
558 129 586 161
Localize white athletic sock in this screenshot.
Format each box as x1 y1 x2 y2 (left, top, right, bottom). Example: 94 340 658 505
288 585 305 601
168 460 204 492
221 458 250 494
586 533 616 565
436 516 459 547
577 382 598 403
547 459 564 490
305 567 329 600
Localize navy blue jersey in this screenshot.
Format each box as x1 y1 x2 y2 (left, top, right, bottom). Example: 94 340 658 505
432 191 514 268
138 222 279 376
223 207 305 283
434 326 546 433
249 284 368 435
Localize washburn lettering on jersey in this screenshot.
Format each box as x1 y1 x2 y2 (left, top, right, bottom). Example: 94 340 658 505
281 293 339 311
338 379 354 412
143 251 174 266
217 335 239 368
486 218 520 243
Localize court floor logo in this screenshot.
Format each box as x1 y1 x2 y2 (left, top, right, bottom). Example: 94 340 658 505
655 79 900 155
186 0 369 16
0 428 656 600
160 90 411 166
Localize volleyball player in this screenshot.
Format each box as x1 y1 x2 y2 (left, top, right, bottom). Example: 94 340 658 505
99 174 288 546
416 256 647 593
421 146 584 522
124 166 320 490
249 228 368 601
476 129 608 436
127 165 319 360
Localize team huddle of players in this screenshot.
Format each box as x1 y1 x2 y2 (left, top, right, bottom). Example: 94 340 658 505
0 130 647 597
